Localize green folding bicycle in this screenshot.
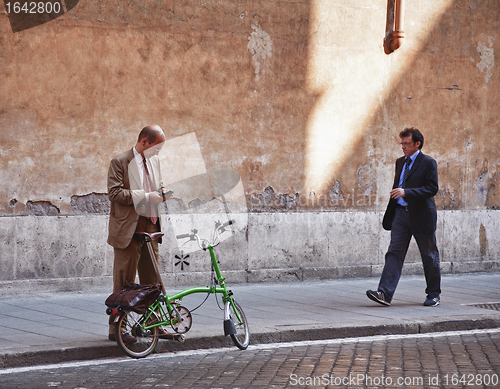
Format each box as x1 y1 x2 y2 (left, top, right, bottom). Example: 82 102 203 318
108 219 250 358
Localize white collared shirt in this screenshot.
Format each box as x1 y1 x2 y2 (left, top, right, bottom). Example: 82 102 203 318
133 147 151 199
397 150 420 206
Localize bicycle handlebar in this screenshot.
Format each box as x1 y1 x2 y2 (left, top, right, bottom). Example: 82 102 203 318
175 220 236 248
221 220 234 228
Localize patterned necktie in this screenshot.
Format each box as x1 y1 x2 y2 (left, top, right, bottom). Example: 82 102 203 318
402 158 411 188
143 158 158 225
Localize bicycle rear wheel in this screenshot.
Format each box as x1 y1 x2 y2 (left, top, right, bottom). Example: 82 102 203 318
115 310 159 358
229 300 250 350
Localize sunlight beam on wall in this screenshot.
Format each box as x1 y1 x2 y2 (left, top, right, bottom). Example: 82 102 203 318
304 0 453 195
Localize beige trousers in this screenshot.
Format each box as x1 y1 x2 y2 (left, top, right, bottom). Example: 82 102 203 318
109 216 160 334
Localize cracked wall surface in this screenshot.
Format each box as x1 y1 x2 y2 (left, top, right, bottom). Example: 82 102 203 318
0 0 499 289
1 0 498 216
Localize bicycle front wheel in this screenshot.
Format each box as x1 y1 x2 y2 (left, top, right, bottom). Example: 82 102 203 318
115 310 159 358
229 300 250 350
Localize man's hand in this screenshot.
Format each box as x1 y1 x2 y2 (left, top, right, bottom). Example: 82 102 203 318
149 192 164 204
390 188 405 199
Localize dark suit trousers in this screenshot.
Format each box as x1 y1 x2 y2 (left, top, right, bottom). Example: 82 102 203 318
109 216 160 332
378 207 441 302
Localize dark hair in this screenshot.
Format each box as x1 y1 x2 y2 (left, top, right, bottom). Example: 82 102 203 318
137 125 160 143
400 127 424 149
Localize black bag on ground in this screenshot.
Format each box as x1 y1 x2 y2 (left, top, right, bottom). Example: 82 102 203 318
105 281 162 314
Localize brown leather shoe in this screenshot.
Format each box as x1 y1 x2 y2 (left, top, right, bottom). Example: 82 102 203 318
109 333 136 343
158 329 185 342
158 328 175 340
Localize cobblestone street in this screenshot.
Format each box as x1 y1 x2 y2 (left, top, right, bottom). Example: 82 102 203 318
1 329 499 388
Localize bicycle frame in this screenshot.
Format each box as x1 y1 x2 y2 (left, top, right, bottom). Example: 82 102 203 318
111 220 249 358
137 235 242 333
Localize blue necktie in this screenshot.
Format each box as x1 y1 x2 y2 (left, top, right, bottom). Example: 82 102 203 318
402 158 411 188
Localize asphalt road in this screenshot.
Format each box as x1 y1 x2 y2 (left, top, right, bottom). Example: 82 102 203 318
1 329 499 388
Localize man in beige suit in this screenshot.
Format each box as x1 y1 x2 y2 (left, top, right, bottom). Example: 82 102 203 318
107 124 171 341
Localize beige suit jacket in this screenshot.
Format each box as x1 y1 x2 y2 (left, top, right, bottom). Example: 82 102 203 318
107 148 163 249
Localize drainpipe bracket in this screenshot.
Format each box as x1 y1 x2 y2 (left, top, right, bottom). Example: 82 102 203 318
385 30 405 54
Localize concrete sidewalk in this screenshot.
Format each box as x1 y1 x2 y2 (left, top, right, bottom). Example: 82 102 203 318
1 273 499 368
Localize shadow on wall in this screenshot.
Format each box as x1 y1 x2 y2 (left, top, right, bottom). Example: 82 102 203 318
2 0 498 215
314 0 500 212
0 0 316 216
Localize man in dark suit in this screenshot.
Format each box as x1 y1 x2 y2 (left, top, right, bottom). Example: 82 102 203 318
107 125 172 341
367 128 441 307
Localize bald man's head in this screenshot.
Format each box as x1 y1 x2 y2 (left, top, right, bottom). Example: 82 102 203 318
136 125 166 158
137 125 164 144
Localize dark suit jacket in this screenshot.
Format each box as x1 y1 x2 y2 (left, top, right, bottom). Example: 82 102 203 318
107 148 163 249
382 152 438 234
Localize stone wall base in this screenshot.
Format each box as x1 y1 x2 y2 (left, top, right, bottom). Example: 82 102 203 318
0 261 498 296
0 210 498 295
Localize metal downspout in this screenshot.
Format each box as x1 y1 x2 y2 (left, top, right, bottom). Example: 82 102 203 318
385 0 405 54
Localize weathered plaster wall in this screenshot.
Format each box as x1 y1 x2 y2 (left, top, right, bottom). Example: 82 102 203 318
0 0 499 292
0 211 498 295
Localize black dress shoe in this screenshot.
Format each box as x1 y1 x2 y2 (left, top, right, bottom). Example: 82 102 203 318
366 290 391 306
423 296 440 306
